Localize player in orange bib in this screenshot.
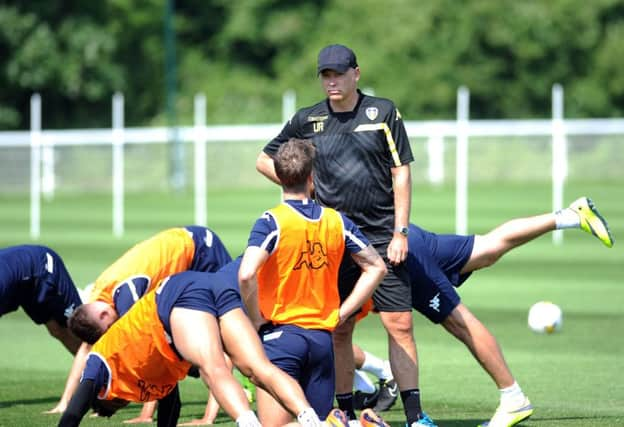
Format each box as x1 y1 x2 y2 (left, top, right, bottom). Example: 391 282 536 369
239 138 387 427
59 270 334 427
47 226 231 416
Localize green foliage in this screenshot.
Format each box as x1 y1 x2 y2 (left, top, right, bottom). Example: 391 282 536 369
1 0 623 130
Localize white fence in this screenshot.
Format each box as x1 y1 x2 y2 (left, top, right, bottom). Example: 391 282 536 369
1 87 623 243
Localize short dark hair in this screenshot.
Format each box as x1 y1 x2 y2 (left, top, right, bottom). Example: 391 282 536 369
68 304 105 344
274 138 315 192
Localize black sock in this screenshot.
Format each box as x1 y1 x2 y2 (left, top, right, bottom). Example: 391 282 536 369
400 389 422 425
336 392 357 420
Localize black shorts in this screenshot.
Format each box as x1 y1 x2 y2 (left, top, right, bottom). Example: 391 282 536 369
338 241 412 312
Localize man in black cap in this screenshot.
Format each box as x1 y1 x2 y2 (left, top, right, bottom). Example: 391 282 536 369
256 44 435 427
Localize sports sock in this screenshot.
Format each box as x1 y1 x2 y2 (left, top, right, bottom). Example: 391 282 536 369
235 410 261 427
354 369 377 393
297 407 323 427
499 381 527 410
361 351 392 380
400 389 422 425
336 392 357 420
554 208 580 229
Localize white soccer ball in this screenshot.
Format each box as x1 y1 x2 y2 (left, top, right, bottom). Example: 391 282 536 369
527 301 562 334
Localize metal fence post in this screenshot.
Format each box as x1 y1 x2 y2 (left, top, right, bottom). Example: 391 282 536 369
552 84 567 245
194 93 207 227
30 93 41 240
456 86 470 235
112 92 125 237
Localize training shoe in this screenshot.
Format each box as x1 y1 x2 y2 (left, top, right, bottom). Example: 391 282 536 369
406 412 437 427
359 408 390 427
372 379 398 412
325 408 349 427
570 197 614 248
478 398 534 427
353 387 380 410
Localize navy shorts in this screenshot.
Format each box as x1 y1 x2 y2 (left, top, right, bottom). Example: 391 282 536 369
338 241 412 312
157 270 243 335
185 226 233 272
259 323 335 418
407 225 475 323
0 247 81 326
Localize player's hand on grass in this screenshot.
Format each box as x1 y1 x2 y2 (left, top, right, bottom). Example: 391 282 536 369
177 417 215 426
42 402 67 414
123 415 154 424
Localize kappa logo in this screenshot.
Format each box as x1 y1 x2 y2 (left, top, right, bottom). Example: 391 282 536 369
365 107 379 121
137 379 176 402
294 240 328 270
64 303 76 319
429 292 441 312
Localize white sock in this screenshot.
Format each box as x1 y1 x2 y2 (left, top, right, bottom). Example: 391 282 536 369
499 382 527 409
236 410 261 427
297 407 323 427
361 351 392 380
554 208 580 229
353 369 377 393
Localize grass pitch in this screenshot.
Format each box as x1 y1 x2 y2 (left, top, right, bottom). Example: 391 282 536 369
0 180 622 426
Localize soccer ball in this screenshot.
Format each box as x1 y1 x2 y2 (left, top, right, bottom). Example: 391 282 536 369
527 301 562 334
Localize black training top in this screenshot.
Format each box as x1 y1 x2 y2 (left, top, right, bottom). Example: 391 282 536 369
264 90 413 244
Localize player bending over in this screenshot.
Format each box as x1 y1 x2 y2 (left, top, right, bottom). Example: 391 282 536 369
58 270 334 427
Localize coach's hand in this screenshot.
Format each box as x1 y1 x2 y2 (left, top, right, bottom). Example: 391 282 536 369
387 233 408 265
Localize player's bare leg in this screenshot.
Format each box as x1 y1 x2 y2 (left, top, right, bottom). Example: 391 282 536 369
170 308 257 424
332 317 357 418
462 213 555 273
441 303 514 388
218 308 322 427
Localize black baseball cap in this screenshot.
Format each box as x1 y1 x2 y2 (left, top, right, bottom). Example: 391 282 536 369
317 44 358 74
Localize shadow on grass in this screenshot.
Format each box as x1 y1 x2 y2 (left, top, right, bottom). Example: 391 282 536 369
387 420 483 427
385 415 620 426
0 396 57 408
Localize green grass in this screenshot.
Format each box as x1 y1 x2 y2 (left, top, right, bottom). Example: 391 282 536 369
0 181 623 426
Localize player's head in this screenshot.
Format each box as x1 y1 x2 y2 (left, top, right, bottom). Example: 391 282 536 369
274 138 316 193
317 44 360 103
68 301 119 344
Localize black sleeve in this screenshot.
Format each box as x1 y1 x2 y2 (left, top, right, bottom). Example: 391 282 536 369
156 384 181 427
264 112 302 156
57 379 96 427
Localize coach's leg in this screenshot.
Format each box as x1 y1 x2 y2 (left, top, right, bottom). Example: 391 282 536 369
378 309 422 424
461 213 555 273
441 303 513 388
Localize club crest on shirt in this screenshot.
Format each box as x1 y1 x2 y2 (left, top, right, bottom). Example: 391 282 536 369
365 107 378 121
